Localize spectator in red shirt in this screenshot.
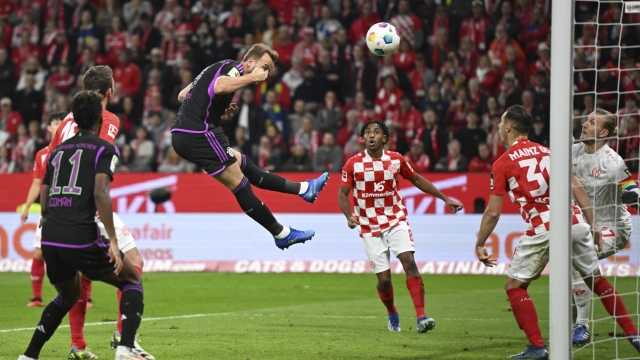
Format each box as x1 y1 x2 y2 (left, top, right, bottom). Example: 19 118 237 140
172 5 194 38
457 36 480 80
521 6 550 61
12 30 42 75
0 97 23 138
374 75 403 121
407 54 434 102
393 39 415 74
459 0 490 52
292 27 324 68
468 142 493 173
488 24 525 68
268 0 309 26
11 13 38 48
501 45 528 88
529 42 550 82
404 139 431 173
431 28 450 73
113 49 142 97
225 1 254 50
348 1 380 46
47 61 75 95
46 29 74 71
272 25 295 69
105 16 128 67
472 54 499 95
391 95 423 140
389 0 424 50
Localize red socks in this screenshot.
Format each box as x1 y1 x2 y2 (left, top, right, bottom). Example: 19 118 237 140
117 266 143 334
507 288 545 347
69 276 92 349
594 277 638 336
30 258 45 299
377 287 397 314
406 276 425 319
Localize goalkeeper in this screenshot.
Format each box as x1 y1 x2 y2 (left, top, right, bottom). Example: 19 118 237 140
571 109 638 345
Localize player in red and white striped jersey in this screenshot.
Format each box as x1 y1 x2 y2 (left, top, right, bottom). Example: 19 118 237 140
19 112 64 308
475 106 640 359
339 120 462 333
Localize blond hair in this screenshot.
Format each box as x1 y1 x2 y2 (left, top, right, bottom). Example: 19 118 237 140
242 43 279 63
593 109 617 137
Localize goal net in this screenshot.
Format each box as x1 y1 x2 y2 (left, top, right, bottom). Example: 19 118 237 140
570 1 640 358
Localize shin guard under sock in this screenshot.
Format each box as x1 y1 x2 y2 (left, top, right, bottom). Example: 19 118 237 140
232 177 283 235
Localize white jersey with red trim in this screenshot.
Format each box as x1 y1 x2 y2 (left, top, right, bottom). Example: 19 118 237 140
341 150 416 237
572 142 632 226
491 139 585 236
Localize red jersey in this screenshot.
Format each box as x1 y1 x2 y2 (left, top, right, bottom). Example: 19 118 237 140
490 139 583 236
48 109 120 153
342 150 416 237
33 146 50 181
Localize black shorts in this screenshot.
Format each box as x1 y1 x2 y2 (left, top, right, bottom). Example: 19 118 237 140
171 126 237 175
42 236 124 285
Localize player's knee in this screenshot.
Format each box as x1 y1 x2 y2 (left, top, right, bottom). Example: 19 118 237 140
504 277 527 291
34 248 43 260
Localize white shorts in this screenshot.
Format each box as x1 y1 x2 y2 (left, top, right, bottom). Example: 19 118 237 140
507 223 599 283
598 223 631 259
96 213 137 253
33 226 42 249
361 222 415 274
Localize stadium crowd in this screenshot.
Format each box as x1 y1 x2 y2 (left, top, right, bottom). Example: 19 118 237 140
0 0 638 174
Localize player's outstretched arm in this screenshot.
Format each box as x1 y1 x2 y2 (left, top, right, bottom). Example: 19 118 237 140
214 68 268 94
177 83 192 102
339 185 358 229
20 178 41 224
95 173 122 274
475 194 503 267
572 175 603 251
408 174 463 213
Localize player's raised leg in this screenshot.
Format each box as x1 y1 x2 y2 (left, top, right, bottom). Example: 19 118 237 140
215 160 314 249
236 150 329 203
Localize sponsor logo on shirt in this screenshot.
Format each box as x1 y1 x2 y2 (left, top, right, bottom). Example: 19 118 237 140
388 164 398 174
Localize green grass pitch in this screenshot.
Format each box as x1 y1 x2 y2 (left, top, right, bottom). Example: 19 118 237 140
1 272 639 359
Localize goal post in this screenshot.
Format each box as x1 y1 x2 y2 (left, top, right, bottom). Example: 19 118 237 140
548 0 575 358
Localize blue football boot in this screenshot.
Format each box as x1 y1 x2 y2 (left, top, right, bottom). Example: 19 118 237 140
274 228 315 250
299 172 329 203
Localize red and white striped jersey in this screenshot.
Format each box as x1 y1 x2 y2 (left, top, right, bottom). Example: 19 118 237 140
490 139 584 236
342 150 416 237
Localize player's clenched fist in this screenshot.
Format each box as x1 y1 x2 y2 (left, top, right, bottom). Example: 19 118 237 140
251 68 269 83
347 216 359 229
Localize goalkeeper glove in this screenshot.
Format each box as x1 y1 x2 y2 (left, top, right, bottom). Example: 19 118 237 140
621 189 640 210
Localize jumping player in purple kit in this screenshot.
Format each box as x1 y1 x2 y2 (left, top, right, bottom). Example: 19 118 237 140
172 43 328 249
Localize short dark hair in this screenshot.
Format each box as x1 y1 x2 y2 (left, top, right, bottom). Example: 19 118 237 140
242 43 279 63
360 120 390 144
82 66 113 97
503 105 532 135
48 111 66 125
70 91 103 131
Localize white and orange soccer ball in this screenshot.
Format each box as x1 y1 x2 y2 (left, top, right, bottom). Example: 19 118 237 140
365 22 401 56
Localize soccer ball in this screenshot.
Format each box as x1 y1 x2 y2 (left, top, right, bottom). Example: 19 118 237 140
365 22 401 57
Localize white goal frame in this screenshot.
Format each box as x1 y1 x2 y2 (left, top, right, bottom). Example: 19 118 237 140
548 0 575 358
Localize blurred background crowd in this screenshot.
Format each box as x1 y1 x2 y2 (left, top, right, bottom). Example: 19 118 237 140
0 0 638 175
